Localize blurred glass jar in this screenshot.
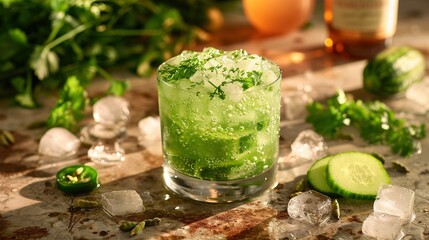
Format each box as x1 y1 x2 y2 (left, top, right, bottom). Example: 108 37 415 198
324 0 398 59
243 0 315 35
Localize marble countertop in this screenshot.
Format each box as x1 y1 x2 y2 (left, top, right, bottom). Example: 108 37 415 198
1 1 429 239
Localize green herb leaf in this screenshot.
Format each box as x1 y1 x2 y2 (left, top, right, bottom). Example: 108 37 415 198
14 93 37 108
306 90 426 157
0 0 227 125
75 199 99 208
107 80 129 96
160 57 200 81
13 75 37 108
130 221 146 237
119 221 138 232
47 76 88 132
30 46 60 80
0 130 15 147
235 70 262 90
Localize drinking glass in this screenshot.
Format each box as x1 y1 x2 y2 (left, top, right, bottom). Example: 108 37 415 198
157 48 282 202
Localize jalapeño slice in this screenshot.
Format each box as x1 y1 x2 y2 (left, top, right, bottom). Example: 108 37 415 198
56 165 100 194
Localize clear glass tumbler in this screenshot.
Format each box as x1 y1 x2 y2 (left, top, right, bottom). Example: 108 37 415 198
157 48 282 202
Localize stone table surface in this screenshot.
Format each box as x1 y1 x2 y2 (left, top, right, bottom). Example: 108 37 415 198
1 1 429 239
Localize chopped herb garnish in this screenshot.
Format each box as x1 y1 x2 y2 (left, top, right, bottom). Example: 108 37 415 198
160 57 200 81
233 70 263 90
306 90 426 157
158 48 266 100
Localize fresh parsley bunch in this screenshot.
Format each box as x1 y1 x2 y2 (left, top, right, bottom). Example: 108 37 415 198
0 0 228 130
306 90 426 157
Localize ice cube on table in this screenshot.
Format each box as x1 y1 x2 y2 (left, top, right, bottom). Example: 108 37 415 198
93 96 130 125
283 92 312 120
100 190 144 216
374 184 415 222
287 190 332 225
38 127 80 157
138 116 162 156
362 212 404 240
88 140 125 164
405 78 429 111
291 130 328 161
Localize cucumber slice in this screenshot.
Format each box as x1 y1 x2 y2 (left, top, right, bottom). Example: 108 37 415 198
327 151 391 200
307 155 337 196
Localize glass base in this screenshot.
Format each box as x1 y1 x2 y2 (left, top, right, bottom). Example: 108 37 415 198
163 163 278 203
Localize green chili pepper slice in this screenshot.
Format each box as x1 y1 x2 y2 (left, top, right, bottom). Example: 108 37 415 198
56 165 100 194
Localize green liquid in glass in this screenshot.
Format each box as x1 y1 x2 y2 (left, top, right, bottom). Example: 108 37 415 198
158 48 281 181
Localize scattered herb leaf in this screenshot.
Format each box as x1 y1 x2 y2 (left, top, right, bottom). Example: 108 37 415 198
75 199 99 208
332 199 340 220
119 222 139 232
392 161 410 173
294 178 307 193
144 217 161 227
130 221 146 237
371 153 385 164
0 130 15 147
120 218 161 235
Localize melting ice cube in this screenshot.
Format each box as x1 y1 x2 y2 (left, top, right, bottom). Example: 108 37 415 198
38 127 80 157
362 212 404 240
287 190 332 225
93 96 130 125
283 92 312 121
88 140 125 164
138 116 162 156
374 184 415 222
405 78 429 111
290 130 328 161
100 190 144 216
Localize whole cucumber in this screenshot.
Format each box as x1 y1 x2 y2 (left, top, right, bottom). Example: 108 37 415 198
363 46 425 97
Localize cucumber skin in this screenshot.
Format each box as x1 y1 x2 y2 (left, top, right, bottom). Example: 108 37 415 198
363 46 425 97
307 156 339 197
326 151 391 200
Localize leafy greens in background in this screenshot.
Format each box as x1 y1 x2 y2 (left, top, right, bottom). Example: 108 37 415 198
0 0 229 131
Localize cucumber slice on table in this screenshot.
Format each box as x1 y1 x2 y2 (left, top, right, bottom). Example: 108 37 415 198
326 151 391 200
307 155 337 196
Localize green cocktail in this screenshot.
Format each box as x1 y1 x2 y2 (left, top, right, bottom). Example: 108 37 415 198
158 48 281 202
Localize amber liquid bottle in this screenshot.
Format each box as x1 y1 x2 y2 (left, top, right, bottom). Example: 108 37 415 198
324 0 398 59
